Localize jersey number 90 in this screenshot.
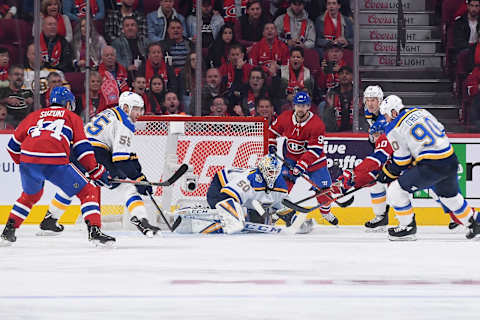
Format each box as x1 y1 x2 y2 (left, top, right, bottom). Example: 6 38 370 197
410 117 445 147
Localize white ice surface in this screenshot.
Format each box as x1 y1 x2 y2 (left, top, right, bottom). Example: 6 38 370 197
0 225 479 320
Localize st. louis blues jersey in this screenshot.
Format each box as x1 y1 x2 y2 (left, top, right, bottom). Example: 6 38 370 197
216 167 289 210
385 108 454 168
84 106 136 163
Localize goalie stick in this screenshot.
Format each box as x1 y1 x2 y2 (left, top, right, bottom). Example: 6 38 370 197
111 163 189 187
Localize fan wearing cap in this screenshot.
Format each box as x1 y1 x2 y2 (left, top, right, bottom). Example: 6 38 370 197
268 91 339 225
274 0 316 49
316 41 350 92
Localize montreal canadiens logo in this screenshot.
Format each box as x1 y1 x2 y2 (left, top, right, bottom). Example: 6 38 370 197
286 140 305 154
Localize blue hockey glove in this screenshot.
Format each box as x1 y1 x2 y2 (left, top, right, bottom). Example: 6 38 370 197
89 164 112 188
135 175 153 195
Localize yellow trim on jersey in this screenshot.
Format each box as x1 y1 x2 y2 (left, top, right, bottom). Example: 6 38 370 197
272 187 288 193
394 208 414 216
413 146 454 164
112 155 130 162
220 201 239 219
393 157 412 167
218 170 228 187
254 187 266 191
51 198 68 211
112 108 123 122
456 206 472 219
382 166 398 179
127 200 144 212
394 109 418 129
201 223 222 234
221 189 240 203
371 196 387 205
90 141 110 150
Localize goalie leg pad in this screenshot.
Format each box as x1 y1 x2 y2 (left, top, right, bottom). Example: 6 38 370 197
440 194 474 224
387 180 414 225
215 198 245 234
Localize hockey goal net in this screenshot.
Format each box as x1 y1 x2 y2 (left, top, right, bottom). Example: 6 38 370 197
99 116 268 227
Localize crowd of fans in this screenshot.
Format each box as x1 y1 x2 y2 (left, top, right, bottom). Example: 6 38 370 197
0 0 358 132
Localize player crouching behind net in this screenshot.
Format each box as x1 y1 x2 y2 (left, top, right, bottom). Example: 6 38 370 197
173 155 313 234
38 91 161 238
1 87 115 247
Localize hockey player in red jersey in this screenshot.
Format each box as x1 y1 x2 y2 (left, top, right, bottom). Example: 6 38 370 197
269 91 338 225
1 87 115 247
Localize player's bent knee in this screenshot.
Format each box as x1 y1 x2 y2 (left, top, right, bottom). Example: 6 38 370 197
76 183 99 203
439 193 465 212
387 180 410 207
19 190 43 207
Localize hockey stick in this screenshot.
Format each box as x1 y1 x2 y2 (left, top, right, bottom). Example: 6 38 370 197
111 163 189 187
148 192 182 232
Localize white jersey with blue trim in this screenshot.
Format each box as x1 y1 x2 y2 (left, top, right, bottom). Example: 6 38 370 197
217 168 289 211
84 106 136 162
385 108 454 167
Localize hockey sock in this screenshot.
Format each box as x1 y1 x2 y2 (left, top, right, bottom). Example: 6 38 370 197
319 204 332 216
370 190 387 216
392 203 414 225
49 190 73 220
126 195 147 220
9 190 43 228
77 184 101 227
440 194 474 225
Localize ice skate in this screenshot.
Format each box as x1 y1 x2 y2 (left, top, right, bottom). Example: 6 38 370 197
322 212 338 226
0 219 17 246
130 216 160 238
388 215 417 241
365 214 388 232
466 215 480 240
297 218 314 234
87 222 116 247
37 212 64 236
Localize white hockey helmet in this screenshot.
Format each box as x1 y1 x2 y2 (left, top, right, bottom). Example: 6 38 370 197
379 94 404 117
118 91 144 115
363 85 384 104
258 154 282 189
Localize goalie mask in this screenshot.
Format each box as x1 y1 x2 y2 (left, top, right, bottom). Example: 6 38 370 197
258 155 282 189
118 91 144 122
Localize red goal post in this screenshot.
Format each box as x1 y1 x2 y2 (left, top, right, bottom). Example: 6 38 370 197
99 116 269 225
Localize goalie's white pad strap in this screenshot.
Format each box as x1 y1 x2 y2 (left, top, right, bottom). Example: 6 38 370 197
215 198 245 234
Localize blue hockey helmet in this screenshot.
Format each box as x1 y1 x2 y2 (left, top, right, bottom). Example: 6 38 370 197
293 91 311 106
50 86 76 111
369 117 388 136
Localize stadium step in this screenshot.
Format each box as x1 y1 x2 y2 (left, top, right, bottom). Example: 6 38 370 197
359 11 435 26
384 91 456 105
360 0 428 11
359 66 444 78
361 78 452 92
360 39 441 54
360 53 445 68
360 26 441 42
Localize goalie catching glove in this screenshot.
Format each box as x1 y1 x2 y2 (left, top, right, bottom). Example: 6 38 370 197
88 164 112 188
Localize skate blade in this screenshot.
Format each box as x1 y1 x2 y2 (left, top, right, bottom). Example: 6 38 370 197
0 239 13 247
365 226 387 233
36 230 63 237
144 230 154 238
89 240 116 248
388 235 417 241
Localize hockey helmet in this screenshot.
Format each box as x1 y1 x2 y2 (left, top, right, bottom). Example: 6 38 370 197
118 91 144 116
258 154 282 189
379 95 404 117
293 91 311 106
369 117 388 136
49 86 76 111
363 85 383 104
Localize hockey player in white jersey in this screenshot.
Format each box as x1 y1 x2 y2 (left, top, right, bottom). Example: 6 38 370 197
39 91 161 237
377 95 480 240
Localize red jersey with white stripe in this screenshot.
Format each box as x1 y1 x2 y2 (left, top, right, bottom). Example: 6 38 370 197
269 110 327 172
353 133 393 187
6 106 97 170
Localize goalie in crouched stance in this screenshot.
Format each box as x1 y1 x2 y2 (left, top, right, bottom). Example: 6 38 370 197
39 92 161 238
174 155 313 234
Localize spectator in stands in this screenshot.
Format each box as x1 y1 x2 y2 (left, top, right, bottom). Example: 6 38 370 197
201 67 224 115
145 74 166 115
132 74 147 99
38 0 73 42
162 91 186 115
0 47 10 88
40 15 74 72
72 17 107 72
274 0 316 49
0 103 15 129
220 44 253 95
137 42 175 92
317 41 349 93
233 66 270 116
454 0 480 57
256 97 276 124
315 0 353 58
177 52 203 114
249 22 289 75
147 0 187 43
23 43 67 93
0 1 17 19
323 65 356 132
234 0 270 50
77 71 107 118
209 95 230 116
105 0 147 43
111 16 148 76
62 0 105 22
177 0 223 17
270 46 314 107
160 18 193 73
206 23 238 68
40 71 62 108
0 64 33 127
186 0 224 49
98 45 129 97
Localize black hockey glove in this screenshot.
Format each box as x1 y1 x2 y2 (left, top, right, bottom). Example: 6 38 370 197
377 165 398 184
135 175 153 195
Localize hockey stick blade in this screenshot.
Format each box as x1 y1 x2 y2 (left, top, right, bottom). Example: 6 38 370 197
171 216 182 232
148 193 175 232
282 198 311 213
111 164 189 187
336 195 354 208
